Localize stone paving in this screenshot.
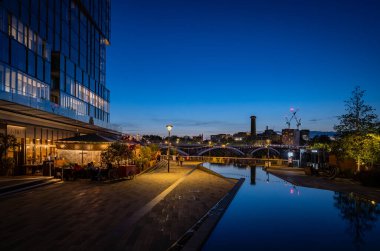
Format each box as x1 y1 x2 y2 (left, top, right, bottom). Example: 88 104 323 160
0 176 53 189
0 162 235 250
268 168 380 201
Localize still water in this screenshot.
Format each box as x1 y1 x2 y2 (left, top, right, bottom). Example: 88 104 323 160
202 163 380 251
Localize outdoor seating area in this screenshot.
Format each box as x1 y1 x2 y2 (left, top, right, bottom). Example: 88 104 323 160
54 164 140 182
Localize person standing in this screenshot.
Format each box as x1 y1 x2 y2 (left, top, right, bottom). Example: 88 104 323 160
176 154 180 165
179 156 183 166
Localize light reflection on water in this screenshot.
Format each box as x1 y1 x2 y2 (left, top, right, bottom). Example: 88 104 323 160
202 163 380 251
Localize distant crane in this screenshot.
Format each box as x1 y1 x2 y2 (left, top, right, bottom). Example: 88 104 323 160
285 117 291 128
285 107 302 129
295 117 301 129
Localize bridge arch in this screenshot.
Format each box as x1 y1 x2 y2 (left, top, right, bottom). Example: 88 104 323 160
198 146 245 156
159 146 189 156
249 147 280 156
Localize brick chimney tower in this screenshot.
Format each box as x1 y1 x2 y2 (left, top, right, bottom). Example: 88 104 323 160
250 115 257 137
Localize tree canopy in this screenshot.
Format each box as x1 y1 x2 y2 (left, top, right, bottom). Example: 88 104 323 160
101 141 133 167
334 86 378 136
0 133 20 171
334 86 380 171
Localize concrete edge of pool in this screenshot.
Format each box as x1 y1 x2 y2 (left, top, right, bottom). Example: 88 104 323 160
167 164 244 251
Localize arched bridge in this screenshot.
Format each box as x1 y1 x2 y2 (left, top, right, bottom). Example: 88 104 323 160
159 146 189 156
249 147 280 156
198 146 245 156
159 144 294 158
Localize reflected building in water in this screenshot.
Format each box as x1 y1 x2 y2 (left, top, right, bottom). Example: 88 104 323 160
250 166 256 185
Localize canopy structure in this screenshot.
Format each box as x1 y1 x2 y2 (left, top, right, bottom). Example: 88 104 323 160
55 134 118 166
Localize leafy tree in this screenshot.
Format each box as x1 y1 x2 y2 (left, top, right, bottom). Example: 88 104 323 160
365 134 380 169
133 144 162 169
309 135 332 152
133 146 152 169
101 141 133 167
334 87 380 172
0 133 20 173
334 86 378 136
148 144 160 158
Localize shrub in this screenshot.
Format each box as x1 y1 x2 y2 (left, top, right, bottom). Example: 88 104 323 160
355 169 380 187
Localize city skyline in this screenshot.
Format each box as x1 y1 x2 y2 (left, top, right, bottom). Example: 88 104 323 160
107 0 380 136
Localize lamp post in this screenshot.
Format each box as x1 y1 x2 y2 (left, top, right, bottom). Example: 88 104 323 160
166 124 173 173
208 141 212 161
266 139 271 169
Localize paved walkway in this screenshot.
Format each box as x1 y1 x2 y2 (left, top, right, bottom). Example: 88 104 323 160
0 176 53 189
268 168 380 201
0 162 236 250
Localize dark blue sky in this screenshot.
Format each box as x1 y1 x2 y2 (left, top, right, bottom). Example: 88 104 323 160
107 0 380 137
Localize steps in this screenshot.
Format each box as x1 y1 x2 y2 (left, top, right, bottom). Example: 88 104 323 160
0 177 61 197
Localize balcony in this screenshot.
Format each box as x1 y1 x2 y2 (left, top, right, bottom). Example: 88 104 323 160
0 88 121 133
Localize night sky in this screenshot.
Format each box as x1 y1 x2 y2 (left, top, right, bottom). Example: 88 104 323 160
107 0 380 137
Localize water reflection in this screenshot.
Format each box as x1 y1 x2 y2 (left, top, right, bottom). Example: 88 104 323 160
202 163 380 251
289 185 300 196
334 192 380 249
250 166 256 185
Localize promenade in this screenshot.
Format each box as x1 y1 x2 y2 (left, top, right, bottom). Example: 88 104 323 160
0 161 236 251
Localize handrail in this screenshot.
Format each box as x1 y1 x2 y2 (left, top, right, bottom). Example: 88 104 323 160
0 88 121 131
161 155 289 166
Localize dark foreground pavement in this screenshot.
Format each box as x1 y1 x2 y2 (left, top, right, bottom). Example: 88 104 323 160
0 162 236 251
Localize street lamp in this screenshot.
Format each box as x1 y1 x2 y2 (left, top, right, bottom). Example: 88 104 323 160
166 124 173 172
266 139 271 169
208 141 212 161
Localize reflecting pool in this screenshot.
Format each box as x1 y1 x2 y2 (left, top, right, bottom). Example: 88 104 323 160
202 163 380 251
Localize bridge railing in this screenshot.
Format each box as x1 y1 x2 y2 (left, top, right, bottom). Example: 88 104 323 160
162 155 289 167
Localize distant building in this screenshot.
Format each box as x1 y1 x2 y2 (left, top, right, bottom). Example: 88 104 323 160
233 132 249 142
192 134 203 143
256 126 281 144
281 129 300 146
300 129 310 145
182 136 191 142
210 134 232 143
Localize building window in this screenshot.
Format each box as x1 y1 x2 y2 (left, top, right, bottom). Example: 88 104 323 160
0 32 9 63
0 64 4 90
7 14 50 61
0 8 7 33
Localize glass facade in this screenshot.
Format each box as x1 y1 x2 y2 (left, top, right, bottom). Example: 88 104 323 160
3 124 75 167
0 0 111 124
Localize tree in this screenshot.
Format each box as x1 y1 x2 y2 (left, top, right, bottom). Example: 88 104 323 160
334 86 378 136
101 141 132 167
309 135 332 152
132 145 158 169
0 133 20 174
365 134 380 169
334 86 380 172
148 144 160 158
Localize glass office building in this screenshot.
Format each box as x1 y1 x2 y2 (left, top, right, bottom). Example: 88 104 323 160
0 0 118 170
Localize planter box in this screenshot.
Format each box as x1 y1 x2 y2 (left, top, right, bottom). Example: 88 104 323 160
304 167 312 175
118 165 140 177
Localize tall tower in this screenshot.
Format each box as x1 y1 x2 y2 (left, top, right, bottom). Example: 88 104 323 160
0 0 117 167
250 116 257 137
